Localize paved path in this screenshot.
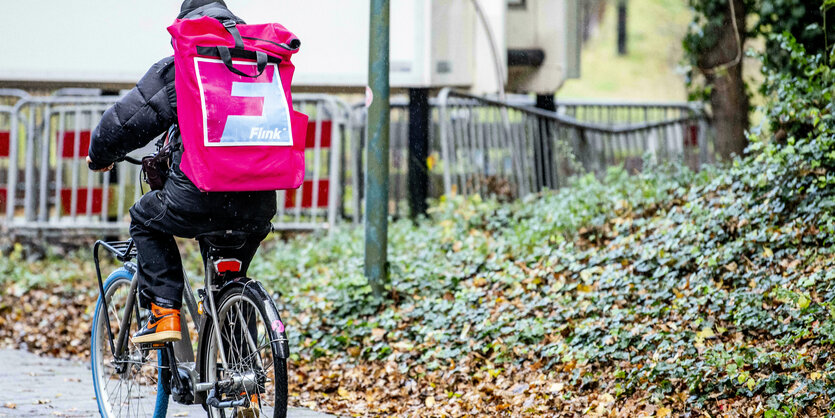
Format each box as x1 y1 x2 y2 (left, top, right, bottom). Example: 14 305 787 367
0 349 332 417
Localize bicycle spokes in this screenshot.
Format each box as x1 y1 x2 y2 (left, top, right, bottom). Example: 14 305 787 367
207 293 279 415
93 276 164 417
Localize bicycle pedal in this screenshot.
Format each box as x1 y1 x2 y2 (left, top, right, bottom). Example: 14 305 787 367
138 342 168 350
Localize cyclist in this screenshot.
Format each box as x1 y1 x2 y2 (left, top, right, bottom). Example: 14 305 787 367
86 0 275 344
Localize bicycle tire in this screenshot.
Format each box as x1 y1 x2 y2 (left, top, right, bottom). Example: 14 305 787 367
200 280 289 418
91 268 169 418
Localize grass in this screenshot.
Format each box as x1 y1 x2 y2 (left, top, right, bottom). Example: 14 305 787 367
558 0 692 101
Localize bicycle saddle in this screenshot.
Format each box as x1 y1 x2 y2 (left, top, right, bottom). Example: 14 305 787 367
195 230 250 250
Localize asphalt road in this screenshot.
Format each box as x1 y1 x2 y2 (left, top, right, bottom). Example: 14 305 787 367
0 349 332 417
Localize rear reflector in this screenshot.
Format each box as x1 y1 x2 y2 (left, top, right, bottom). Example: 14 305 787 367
213 259 242 274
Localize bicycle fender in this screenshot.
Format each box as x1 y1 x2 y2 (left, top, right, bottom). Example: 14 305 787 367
242 280 291 360
196 278 290 376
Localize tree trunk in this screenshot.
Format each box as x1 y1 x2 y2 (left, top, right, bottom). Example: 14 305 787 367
708 64 748 159
698 0 749 160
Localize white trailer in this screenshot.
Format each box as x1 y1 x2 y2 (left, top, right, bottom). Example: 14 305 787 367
0 0 579 94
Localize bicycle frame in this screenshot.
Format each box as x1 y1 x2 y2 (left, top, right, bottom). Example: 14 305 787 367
91 155 291 414
94 240 197 356
93 239 215 402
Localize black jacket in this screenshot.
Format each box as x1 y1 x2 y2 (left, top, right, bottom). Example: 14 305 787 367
88 3 276 220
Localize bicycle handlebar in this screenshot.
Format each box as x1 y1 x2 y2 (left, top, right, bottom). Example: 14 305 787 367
120 156 143 165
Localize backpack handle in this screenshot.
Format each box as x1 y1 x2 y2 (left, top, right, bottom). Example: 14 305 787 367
218 46 268 78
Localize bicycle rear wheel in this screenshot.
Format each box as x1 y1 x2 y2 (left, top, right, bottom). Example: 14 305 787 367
201 280 288 418
91 268 169 418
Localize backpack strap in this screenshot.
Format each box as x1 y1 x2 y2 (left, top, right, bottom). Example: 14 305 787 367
218 46 267 78
222 20 245 49
217 20 268 78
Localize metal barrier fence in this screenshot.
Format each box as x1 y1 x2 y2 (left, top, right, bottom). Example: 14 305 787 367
348 95 541 222
276 94 348 230
0 90 31 221
1 93 347 235
554 99 700 125
436 89 712 200
346 92 712 221
7 96 125 234
348 97 467 222
459 95 697 125
438 90 578 199
348 99 438 222
1 87 711 234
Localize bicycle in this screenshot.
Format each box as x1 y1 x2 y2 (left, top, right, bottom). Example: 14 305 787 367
90 159 290 418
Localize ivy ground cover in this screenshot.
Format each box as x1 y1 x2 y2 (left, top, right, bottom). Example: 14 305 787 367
247 148 835 416
1 150 834 416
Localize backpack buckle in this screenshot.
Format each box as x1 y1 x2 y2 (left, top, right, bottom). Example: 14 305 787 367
221 20 244 49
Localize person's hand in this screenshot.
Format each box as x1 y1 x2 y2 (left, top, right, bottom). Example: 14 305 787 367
87 156 114 172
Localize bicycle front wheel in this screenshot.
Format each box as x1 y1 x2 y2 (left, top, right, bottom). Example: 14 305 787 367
91 268 169 418
201 280 289 418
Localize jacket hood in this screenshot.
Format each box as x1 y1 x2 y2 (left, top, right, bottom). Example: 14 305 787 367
180 0 223 15
177 0 244 24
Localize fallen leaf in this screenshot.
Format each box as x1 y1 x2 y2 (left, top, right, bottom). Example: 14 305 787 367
657 407 672 417
459 324 471 340
391 341 414 351
425 396 435 407
508 382 529 395
697 327 715 339
371 328 386 340
548 382 565 393
4 402 16 409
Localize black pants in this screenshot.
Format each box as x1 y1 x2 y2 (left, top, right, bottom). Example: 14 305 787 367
129 190 271 310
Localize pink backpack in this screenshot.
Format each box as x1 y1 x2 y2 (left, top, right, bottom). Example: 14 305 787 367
167 17 308 192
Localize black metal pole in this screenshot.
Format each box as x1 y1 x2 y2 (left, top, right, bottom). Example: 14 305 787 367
535 94 556 113
407 88 429 219
535 94 556 190
617 0 628 55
